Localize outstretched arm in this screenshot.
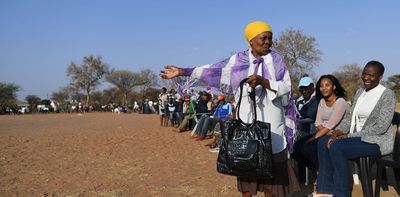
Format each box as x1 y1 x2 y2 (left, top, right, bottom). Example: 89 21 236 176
159 65 184 79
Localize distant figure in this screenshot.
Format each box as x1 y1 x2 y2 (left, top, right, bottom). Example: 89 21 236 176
133 101 139 113
148 100 154 113
66 102 72 113
143 99 150 114
158 87 168 126
78 102 82 113
6 107 13 115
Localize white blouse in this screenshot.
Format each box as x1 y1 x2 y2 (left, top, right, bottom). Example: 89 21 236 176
235 51 291 154
350 84 386 133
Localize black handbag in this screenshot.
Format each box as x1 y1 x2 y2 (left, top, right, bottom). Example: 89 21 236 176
216 78 274 179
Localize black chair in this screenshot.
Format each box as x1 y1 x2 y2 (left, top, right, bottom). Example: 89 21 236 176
355 157 376 197
374 112 400 197
354 112 400 197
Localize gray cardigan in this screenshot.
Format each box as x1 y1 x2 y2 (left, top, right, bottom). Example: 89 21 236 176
336 87 396 155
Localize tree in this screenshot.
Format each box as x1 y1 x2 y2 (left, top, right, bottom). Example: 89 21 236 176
25 95 41 113
141 87 162 102
67 55 109 106
66 84 84 104
138 69 158 90
273 28 322 88
160 78 178 90
51 87 71 112
106 70 145 106
333 64 363 101
90 90 104 110
102 87 121 105
0 82 19 114
387 74 400 102
139 69 159 98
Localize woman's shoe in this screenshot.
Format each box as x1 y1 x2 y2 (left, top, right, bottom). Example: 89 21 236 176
311 192 333 197
209 143 217 149
195 137 205 141
172 128 181 132
204 141 215 146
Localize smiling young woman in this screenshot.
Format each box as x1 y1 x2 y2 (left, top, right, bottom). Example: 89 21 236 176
316 61 396 196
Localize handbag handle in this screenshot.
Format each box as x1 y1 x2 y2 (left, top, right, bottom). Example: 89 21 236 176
236 78 257 125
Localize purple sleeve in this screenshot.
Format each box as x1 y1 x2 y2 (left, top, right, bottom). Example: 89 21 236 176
181 67 195 76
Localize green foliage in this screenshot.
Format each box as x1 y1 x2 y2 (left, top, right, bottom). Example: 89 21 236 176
387 74 400 102
25 95 41 113
394 89 400 102
39 99 51 105
333 64 363 101
0 82 19 114
106 69 158 106
51 87 71 112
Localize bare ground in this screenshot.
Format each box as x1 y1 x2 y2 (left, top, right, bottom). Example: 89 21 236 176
0 112 398 197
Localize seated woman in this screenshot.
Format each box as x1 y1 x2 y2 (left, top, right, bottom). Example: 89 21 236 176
316 61 396 197
195 91 212 119
174 96 195 132
192 94 232 141
292 74 349 183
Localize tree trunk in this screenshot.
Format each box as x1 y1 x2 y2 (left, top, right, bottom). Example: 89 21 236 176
123 93 127 107
86 89 90 106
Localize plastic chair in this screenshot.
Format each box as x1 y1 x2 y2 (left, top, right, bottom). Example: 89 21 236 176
355 112 400 197
374 112 400 197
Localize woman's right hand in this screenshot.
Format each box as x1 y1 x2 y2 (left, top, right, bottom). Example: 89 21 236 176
159 65 182 79
332 130 345 137
326 134 337 149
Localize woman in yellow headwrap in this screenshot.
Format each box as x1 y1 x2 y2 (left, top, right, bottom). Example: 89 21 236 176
160 21 300 197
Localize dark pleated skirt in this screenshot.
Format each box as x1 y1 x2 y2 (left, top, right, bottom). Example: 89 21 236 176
237 149 300 196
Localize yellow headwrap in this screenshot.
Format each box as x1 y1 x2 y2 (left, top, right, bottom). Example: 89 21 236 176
244 21 272 42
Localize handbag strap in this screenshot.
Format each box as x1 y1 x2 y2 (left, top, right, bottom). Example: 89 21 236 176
236 78 257 125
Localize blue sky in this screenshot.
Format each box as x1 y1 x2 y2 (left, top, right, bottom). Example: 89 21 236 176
1 0 399 100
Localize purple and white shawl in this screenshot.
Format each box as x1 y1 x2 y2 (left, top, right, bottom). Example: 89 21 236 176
177 50 298 153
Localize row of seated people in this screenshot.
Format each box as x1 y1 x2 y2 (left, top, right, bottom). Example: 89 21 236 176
159 90 233 152
158 88 234 140
291 61 397 196
174 92 233 137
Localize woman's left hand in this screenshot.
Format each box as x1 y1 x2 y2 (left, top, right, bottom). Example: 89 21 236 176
246 74 266 88
326 134 337 149
160 65 182 79
326 134 347 149
337 134 348 139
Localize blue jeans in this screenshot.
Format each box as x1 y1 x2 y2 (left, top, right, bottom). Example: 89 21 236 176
291 134 318 183
195 116 220 138
316 135 380 197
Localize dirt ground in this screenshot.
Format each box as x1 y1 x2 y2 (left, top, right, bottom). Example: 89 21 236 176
0 112 399 197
